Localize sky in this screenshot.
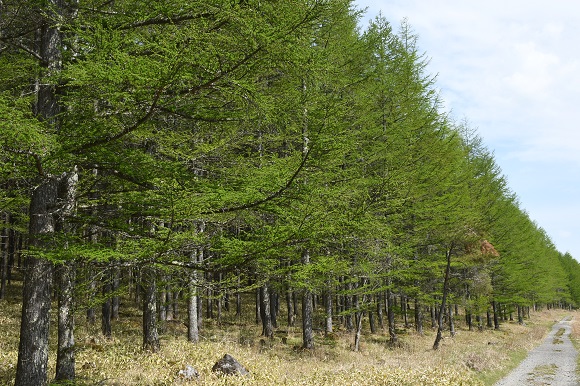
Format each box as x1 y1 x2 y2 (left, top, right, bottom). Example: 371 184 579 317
355 0 580 260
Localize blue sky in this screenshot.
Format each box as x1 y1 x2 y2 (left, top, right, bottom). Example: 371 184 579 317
355 1 580 260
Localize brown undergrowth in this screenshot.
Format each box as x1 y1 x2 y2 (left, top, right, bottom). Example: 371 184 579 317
0 285 572 386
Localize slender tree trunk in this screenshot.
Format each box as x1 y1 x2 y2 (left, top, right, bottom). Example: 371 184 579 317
301 250 314 349
354 309 364 352
56 263 76 381
414 298 423 335
235 274 242 317
260 284 274 338
517 305 523 325
255 286 261 325
6 220 16 286
166 289 174 321
345 282 354 331
448 304 455 337
466 311 473 331
270 289 278 328
54 166 78 382
86 267 96 325
159 278 167 324
286 287 295 327
101 273 112 339
433 247 453 350
386 289 398 346
188 248 200 343
402 295 409 328
492 301 500 330
377 292 384 330
0 213 7 300
112 266 120 320
197 294 203 330
187 271 199 343
369 297 376 334
142 267 159 352
325 290 333 335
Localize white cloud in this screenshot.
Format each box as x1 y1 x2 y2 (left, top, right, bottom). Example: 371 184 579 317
504 42 560 97
356 0 580 259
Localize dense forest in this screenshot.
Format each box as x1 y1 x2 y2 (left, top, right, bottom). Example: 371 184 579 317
2 0 580 385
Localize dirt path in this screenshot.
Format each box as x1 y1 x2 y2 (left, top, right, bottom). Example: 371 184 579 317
494 317 578 386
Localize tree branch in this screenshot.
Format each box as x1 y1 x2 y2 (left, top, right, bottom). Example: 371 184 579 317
1 146 44 176
202 148 311 215
71 86 164 154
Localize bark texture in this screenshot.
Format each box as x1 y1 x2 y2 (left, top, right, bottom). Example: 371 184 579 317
15 178 59 386
301 250 314 349
56 263 76 381
142 267 160 352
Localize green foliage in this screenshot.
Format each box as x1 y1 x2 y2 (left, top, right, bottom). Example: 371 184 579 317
0 2 576 381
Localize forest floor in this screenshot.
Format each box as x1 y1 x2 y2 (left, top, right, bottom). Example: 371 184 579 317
0 284 577 385
494 316 578 386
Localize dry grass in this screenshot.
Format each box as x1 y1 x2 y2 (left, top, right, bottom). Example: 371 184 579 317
568 314 580 378
0 285 573 386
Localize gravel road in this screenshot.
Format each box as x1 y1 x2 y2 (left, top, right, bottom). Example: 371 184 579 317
494 317 577 386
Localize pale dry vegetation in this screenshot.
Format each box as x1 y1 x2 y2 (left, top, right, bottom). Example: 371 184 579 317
0 285 572 386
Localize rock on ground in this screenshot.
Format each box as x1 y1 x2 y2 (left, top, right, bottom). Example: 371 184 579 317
212 354 249 376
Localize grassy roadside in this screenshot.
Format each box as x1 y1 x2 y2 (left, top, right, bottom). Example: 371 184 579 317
0 285 572 385
568 314 580 380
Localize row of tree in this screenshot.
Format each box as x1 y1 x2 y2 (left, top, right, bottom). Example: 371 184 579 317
2 1 580 385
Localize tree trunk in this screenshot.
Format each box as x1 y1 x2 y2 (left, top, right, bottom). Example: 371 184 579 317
142 268 159 352
492 301 500 330
369 298 376 334
15 0 72 381
54 167 78 383
159 279 167 324
386 289 398 346
402 295 409 328
101 274 112 339
433 247 453 350
112 266 120 320
324 290 333 334
0 213 7 300
187 271 199 343
86 267 96 325
255 286 261 325
354 309 364 352
235 274 242 317
56 263 76 381
345 282 354 331
166 289 174 321
270 289 278 328
286 288 295 327
172 290 179 320
377 292 384 330
448 304 455 337
259 284 274 338
6 220 16 286
414 298 423 335
301 250 314 349
188 248 200 343
15 178 59 386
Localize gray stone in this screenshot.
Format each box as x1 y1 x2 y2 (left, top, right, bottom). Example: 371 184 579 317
211 354 249 376
177 365 199 381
